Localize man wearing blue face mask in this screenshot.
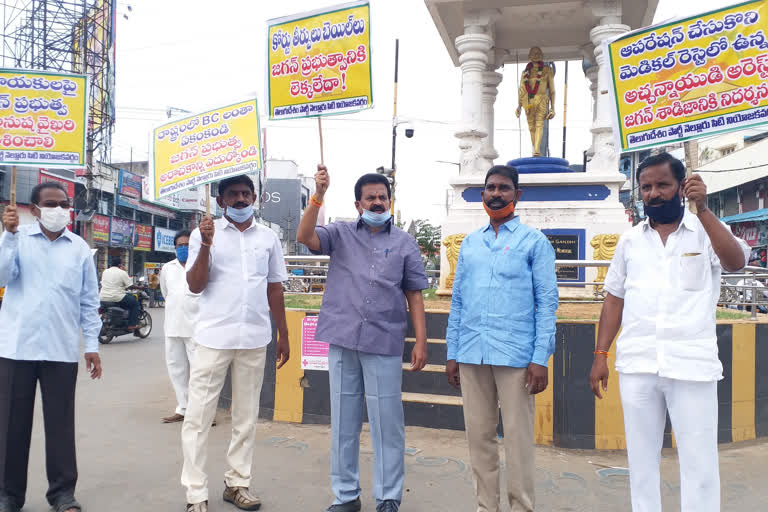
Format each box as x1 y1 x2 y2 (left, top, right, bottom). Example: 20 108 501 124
159 230 200 424
589 152 750 512
181 174 290 512
297 166 429 512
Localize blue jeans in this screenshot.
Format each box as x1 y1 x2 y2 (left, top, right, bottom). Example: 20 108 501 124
329 344 404 505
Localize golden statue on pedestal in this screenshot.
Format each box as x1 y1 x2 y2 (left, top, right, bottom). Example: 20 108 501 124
515 47 556 157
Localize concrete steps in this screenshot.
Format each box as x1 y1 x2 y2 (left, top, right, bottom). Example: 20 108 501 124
401 337 465 430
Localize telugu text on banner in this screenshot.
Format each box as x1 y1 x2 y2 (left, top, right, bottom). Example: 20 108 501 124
149 99 262 200
0 69 88 168
267 1 372 120
607 0 768 152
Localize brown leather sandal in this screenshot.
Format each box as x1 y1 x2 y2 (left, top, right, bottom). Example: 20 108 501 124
222 485 261 510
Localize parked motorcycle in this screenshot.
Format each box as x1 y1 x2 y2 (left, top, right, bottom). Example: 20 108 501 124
98 286 153 344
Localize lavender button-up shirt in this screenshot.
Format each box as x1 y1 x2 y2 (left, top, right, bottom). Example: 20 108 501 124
311 219 428 356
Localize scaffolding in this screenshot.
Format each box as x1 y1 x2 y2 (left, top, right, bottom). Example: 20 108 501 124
1 0 116 165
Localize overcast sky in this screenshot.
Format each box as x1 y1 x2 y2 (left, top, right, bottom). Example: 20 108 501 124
111 0 728 224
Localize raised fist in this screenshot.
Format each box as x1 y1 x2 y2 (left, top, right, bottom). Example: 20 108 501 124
315 164 330 199
199 215 214 246
2 205 19 234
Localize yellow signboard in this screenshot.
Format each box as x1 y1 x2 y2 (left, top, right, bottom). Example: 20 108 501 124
608 0 768 152
267 1 372 119
149 99 262 200
0 69 88 168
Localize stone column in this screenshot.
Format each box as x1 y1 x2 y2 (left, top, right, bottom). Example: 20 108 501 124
588 16 629 174
480 68 503 161
454 10 497 175
581 45 599 158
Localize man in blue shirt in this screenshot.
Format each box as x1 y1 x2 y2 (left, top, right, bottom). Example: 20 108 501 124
297 166 429 512
446 165 558 512
0 182 102 512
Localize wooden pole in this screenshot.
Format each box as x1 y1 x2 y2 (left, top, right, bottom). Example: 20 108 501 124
684 140 698 215
317 116 325 165
9 166 17 207
205 183 210 216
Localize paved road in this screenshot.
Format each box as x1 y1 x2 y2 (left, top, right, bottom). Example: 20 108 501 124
18 308 768 511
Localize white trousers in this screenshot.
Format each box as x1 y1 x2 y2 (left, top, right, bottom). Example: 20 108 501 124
165 336 196 415
619 373 720 512
181 344 267 504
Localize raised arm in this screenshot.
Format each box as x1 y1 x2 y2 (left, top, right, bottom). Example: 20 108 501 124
297 164 328 253
684 174 749 272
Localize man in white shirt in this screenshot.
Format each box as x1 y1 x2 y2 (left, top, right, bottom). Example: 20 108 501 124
159 230 199 423
99 257 139 330
590 153 750 512
181 174 290 512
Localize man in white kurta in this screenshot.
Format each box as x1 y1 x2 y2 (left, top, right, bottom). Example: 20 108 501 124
590 153 750 512
181 175 291 512
159 230 199 423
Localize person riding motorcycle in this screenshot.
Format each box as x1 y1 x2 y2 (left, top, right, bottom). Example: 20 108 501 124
99 257 140 330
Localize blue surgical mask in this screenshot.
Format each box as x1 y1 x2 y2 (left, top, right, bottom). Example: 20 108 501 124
226 203 254 223
361 209 392 228
644 192 684 224
175 246 189 263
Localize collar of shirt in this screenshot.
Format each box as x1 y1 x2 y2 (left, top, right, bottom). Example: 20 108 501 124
640 210 697 233
222 216 258 232
356 217 393 233
28 222 75 243
482 216 521 235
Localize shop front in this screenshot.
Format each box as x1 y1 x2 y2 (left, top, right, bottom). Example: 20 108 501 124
724 210 768 268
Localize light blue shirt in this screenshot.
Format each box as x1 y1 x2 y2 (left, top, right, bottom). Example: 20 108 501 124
446 217 558 367
0 223 101 362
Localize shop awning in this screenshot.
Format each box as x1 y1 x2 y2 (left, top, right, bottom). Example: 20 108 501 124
721 208 768 224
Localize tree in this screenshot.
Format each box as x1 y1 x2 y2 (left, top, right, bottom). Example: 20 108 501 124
412 219 441 267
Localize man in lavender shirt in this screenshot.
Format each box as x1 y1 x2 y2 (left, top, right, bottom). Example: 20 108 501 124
297 165 429 512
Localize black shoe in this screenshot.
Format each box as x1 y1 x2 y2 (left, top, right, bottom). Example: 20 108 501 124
376 500 399 512
325 498 361 512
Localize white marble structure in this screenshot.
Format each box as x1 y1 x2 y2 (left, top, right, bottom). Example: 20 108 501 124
425 0 658 295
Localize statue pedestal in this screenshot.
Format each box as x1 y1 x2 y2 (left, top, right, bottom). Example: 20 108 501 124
438 166 631 298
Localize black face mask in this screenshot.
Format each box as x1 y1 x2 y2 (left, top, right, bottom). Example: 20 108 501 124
645 191 684 224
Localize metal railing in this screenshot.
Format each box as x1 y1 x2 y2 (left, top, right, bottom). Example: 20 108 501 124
283 256 768 319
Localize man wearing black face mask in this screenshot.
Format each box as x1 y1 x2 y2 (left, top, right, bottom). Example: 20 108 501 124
182 175 290 512
589 153 750 512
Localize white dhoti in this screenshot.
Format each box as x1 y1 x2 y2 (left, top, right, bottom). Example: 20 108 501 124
619 373 720 512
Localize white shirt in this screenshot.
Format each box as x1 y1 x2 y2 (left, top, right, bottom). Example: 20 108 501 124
604 211 750 382
159 259 199 338
186 217 288 350
99 266 132 302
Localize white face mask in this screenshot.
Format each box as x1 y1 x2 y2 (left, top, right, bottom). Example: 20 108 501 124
36 206 70 233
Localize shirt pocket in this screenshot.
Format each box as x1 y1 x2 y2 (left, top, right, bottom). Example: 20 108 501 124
57 261 83 293
374 249 404 285
247 247 269 278
678 253 708 291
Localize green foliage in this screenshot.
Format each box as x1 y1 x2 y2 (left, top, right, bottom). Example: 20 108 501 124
412 219 442 268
